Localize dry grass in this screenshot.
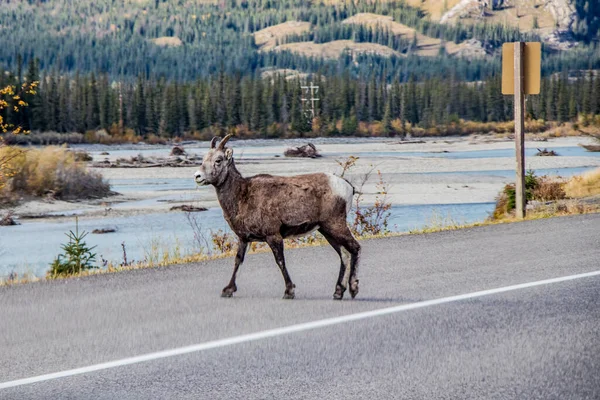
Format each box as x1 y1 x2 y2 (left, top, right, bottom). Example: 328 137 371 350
0 146 111 201
272 40 401 59
564 168 600 198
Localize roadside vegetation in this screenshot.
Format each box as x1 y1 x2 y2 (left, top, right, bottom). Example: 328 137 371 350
492 168 600 221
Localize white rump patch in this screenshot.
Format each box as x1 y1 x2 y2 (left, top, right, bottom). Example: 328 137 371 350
326 173 354 213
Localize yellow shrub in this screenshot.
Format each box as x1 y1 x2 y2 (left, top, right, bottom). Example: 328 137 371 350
0 146 26 193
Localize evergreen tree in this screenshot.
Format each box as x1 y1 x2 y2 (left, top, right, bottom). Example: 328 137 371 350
58 77 71 132
86 73 100 130
592 72 600 115
382 97 392 136
23 58 41 131
133 77 147 136
556 76 569 123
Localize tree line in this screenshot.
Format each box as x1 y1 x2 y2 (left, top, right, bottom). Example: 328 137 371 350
3 61 600 139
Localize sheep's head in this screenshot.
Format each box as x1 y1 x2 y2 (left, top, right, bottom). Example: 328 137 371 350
194 135 234 186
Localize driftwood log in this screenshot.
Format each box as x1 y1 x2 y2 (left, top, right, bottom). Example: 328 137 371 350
0 212 19 226
580 144 600 152
535 148 558 156
284 143 321 158
170 205 208 212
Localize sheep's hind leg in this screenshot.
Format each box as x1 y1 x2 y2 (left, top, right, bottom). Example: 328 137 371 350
346 235 361 299
321 224 361 299
318 228 346 300
222 239 248 298
266 235 295 299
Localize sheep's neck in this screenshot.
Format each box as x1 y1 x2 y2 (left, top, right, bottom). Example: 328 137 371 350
214 161 245 220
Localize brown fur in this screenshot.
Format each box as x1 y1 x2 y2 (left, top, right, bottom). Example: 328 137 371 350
195 136 361 300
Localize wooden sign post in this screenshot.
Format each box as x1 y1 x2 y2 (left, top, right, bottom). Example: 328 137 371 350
502 42 541 219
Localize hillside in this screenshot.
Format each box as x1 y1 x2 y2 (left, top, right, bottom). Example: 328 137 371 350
341 13 463 57
0 0 598 82
258 13 495 59
254 21 312 49
270 40 402 59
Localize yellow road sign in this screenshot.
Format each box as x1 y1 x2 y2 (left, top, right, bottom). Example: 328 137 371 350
502 42 541 95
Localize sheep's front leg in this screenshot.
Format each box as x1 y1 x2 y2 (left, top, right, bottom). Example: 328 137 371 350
266 235 295 299
222 239 248 298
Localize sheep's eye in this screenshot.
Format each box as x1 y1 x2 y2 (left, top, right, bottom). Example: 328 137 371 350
215 158 222 165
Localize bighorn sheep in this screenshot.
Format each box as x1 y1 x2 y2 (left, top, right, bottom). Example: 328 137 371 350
194 135 361 300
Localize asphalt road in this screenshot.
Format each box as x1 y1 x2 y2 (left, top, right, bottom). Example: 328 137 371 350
1 214 599 399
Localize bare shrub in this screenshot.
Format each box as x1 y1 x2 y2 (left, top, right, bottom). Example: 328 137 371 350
55 166 111 199
532 177 566 202
351 170 392 236
335 156 392 237
185 211 212 254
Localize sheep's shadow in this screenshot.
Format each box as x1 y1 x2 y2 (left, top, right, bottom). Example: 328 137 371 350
226 295 420 303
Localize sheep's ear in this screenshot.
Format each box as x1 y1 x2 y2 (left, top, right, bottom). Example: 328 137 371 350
210 137 219 149
225 148 234 159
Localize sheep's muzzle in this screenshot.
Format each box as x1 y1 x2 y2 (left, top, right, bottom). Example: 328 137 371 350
194 171 209 186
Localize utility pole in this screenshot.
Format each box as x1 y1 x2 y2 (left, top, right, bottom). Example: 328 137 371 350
300 82 319 124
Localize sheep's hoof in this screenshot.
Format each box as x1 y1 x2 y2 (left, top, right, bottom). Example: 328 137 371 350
333 285 346 300
283 285 296 300
221 285 236 298
349 279 359 299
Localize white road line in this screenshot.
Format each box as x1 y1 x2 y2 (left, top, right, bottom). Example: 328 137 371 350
2 270 599 390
